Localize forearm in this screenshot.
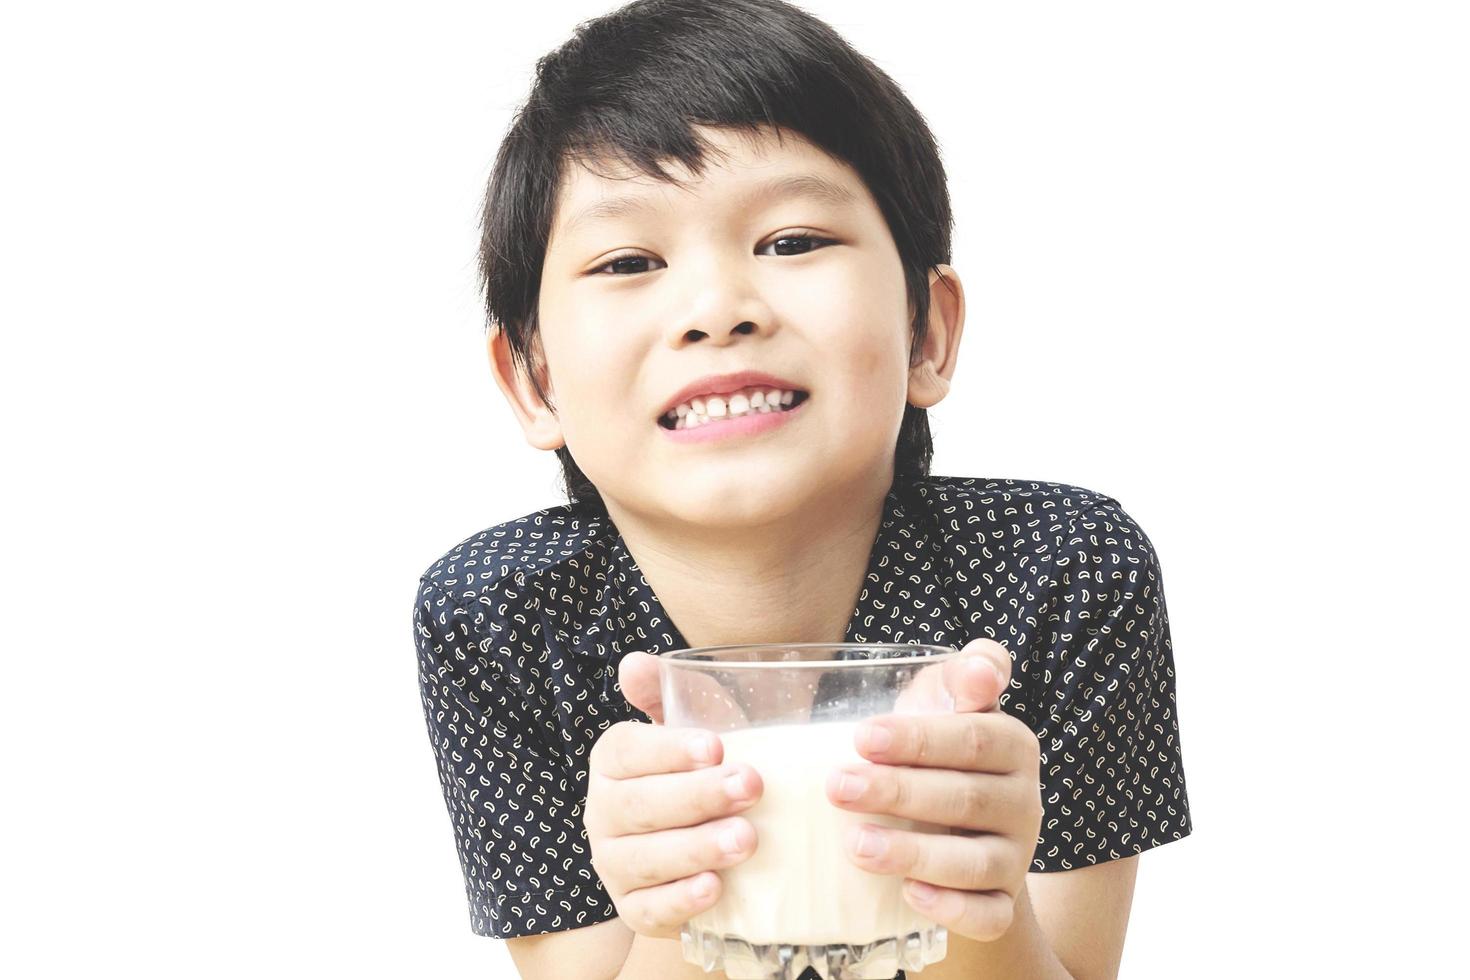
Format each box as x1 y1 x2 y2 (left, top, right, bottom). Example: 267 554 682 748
612 883 1075 980
910 880 1074 980
613 932 726 980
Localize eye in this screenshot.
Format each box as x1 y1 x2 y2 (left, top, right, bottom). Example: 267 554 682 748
757 231 838 257
588 232 837 276
591 252 666 276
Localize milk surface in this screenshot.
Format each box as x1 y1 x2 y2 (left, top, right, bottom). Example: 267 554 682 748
690 719 944 946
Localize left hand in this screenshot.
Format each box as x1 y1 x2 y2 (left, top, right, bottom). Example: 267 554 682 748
824 638 1043 942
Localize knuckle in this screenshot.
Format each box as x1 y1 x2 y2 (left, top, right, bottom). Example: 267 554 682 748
965 718 989 762
593 839 633 892
635 900 662 935
590 722 624 775
1026 783 1044 823
963 894 1011 942
959 781 990 825
624 800 657 835
989 895 1016 938
625 849 660 890
588 728 609 773
910 721 933 763
1008 716 1039 759
582 789 605 835
889 769 913 813
967 843 992 885
611 732 638 780
590 852 613 891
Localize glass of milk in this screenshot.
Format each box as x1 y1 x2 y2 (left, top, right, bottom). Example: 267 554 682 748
660 642 961 980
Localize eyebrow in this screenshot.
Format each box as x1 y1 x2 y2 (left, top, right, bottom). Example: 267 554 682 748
560 173 860 236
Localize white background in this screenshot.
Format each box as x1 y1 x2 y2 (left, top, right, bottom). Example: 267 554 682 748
3 1 1465 977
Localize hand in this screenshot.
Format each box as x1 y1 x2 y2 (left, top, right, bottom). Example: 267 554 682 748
823 638 1043 942
583 651 764 940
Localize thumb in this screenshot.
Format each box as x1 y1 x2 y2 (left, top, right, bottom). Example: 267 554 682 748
618 650 664 723
892 638 1010 715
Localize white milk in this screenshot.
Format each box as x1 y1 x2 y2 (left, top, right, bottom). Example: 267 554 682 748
689 719 944 947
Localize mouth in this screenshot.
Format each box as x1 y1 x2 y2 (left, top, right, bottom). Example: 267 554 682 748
658 389 811 430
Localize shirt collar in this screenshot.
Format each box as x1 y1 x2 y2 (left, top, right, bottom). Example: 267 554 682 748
553 483 964 702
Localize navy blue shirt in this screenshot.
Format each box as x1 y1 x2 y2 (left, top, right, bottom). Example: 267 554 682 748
413 475 1192 966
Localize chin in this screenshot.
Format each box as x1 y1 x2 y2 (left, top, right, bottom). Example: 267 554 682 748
664 482 812 529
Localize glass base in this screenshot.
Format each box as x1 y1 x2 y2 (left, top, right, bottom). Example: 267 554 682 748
680 923 947 979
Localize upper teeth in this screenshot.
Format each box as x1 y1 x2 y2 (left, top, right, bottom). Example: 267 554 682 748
665 387 798 428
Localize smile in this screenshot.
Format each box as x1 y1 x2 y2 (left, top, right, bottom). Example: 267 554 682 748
659 392 810 444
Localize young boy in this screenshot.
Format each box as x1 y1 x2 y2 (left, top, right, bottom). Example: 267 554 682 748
413 1 1192 978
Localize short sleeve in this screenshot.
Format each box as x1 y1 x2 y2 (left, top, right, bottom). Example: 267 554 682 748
1027 503 1193 871
413 579 618 937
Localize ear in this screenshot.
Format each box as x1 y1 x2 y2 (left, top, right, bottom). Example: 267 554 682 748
907 264 965 410
487 324 566 451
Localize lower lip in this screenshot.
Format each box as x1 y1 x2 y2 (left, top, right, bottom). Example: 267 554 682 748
659 398 808 445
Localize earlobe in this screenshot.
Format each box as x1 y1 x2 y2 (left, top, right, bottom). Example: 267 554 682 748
906 264 965 410
487 324 566 451
907 362 951 408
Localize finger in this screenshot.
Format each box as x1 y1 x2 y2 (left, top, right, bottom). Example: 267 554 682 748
891 639 1009 715
890 654 954 715
590 719 726 780
598 815 757 893
623 651 754 729
901 879 1016 943
938 639 1010 713
597 762 763 837
826 763 1036 832
616 869 728 941
843 820 1022 894
619 651 664 723
849 711 1031 772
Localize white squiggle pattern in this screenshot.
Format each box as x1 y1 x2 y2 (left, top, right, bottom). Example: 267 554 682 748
413 475 1192 954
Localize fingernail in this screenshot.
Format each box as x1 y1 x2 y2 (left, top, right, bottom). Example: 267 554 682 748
992 660 1007 688
718 826 744 855
907 880 938 905
690 874 714 900
854 826 887 858
689 734 716 764
725 769 751 801
860 722 893 754
835 771 868 801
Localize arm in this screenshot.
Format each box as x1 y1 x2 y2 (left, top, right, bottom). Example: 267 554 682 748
508 860 1138 980
505 749 1136 980
869 859 1134 980
504 919 631 980
1027 859 1139 980
506 921 724 980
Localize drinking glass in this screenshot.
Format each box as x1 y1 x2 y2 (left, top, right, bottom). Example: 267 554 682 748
660 642 961 980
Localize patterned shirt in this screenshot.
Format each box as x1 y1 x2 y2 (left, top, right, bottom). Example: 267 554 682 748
413 475 1193 967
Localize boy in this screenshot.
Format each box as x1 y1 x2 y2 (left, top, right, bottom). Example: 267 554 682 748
413 1 1191 977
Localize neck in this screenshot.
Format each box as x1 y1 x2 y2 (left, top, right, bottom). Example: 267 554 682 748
603 478 891 650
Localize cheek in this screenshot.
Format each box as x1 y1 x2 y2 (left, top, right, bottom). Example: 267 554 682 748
766 274 904 437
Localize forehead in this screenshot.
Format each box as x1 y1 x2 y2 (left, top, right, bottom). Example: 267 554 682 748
550 126 869 242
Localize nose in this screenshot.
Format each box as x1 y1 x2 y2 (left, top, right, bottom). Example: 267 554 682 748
662 255 777 347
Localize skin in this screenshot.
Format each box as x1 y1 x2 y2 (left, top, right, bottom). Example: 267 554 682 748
489 123 964 651
587 640 1041 944
494 125 1138 978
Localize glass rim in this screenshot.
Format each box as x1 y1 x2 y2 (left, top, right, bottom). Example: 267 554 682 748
658 641 961 670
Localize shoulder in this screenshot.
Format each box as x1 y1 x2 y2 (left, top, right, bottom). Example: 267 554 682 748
908 474 1153 558
416 503 610 606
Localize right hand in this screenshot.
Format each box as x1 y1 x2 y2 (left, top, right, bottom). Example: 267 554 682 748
585 651 764 940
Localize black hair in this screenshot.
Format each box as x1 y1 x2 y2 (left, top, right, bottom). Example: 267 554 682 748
480 0 954 523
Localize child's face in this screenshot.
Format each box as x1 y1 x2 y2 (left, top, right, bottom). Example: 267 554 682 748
498 124 960 530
